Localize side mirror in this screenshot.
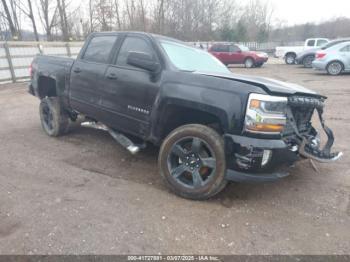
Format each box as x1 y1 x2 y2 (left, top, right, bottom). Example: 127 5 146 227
127 51 161 73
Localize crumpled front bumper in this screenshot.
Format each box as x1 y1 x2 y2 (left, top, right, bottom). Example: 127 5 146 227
224 96 342 183
224 134 292 182
286 96 342 162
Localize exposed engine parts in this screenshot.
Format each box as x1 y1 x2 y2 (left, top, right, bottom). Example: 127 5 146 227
285 96 342 163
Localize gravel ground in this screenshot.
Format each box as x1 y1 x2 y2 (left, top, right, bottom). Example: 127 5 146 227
0 63 349 255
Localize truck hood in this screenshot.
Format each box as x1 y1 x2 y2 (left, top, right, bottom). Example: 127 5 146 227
195 71 321 97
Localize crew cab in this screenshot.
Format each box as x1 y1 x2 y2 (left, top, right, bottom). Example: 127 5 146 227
275 38 329 65
29 32 342 200
209 43 268 68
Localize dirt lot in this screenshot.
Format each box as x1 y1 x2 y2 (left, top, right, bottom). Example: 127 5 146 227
0 62 349 255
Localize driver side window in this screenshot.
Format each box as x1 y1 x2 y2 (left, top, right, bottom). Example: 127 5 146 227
116 36 156 68
229 45 241 52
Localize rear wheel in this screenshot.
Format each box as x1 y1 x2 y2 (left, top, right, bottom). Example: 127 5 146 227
326 61 343 76
39 97 70 137
285 53 296 65
303 55 314 68
159 124 227 200
245 58 255 68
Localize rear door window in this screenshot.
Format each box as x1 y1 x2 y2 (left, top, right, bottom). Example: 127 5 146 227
211 45 229 52
82 36 118 64
307 40 315 47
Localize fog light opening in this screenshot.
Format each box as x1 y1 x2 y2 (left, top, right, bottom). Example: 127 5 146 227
261 150 272 167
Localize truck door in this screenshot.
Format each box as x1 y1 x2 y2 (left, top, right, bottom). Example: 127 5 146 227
218 45 230 64
210 45 229 64
69 34 119 119
99 34 161 137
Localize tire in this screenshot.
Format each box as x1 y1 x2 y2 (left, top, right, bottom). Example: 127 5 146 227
326 61 343 76
303 55 314 68
244 58 254 68
158 124 227 200
285 53 296 65
39 97 70 137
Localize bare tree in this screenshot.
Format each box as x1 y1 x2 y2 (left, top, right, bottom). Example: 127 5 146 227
18 0 39 41
157 0 164 33
241 0 274 42
57 0 69 40
37 0 58 41
114 0 122 30
94 0 113 31
1 0 21 39
89 0 95 32
0 6 10 39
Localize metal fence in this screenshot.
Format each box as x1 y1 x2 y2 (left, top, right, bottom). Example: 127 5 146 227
188 41 305 52
0 41 83 83
0 40 304 84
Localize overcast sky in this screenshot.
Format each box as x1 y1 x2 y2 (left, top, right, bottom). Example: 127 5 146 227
267 0 350 25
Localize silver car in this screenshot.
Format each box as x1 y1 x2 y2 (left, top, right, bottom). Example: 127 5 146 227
312 41 350 75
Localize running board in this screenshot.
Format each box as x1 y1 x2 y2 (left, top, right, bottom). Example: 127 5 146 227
81 121 145 155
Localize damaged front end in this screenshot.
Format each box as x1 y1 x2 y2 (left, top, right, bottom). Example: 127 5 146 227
284 96 342 163
224 93 342 182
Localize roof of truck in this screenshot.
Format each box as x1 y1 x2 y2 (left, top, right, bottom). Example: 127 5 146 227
90 31 180 42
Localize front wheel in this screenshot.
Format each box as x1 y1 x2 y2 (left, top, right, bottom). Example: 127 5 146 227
285 53 296 65
158 124 227 200
245 58 255 68
303 55 314 68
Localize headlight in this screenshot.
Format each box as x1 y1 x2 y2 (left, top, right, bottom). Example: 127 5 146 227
257 52 268 58
244 93 287 134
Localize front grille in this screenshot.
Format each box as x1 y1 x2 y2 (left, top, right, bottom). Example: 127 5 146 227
283 96 324 136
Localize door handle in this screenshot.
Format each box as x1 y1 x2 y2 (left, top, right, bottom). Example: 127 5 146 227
107 73 118 80
73 67 81 73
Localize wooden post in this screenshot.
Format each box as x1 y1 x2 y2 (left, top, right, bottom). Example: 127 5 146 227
3 42 16 83
37 43 43 54
65 42 71 57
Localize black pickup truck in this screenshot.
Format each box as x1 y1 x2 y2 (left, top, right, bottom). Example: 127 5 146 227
29 32 342 200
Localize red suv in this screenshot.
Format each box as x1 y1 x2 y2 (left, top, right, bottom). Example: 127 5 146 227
209 44 269 68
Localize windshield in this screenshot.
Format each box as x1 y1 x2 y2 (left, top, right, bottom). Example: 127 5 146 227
160 40 231 74
238 45 249 51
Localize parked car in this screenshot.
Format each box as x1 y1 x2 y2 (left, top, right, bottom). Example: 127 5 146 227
275 38 329 65
208 43 268 68
29 32 341 200
296 38 350 68
312 41 350 75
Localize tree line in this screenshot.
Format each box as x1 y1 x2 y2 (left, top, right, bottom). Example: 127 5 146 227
0 0 349 42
